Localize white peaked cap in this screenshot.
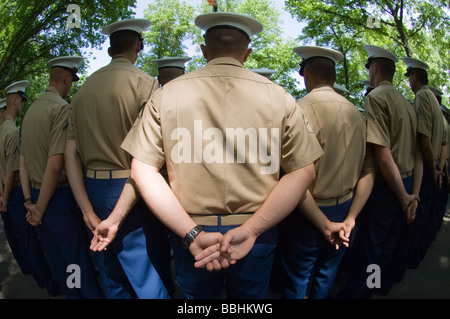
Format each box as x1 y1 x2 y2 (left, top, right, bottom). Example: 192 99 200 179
249 68 276 79
152 57 192 69
5 80 28 95
48 56 85 81
48 56 85 69
102 18 151 36
363 44 398 69
195 12 263 41
402 56 429 73
293 46 344 63
4 80 28 101
0 98 6 109
334 83 350 94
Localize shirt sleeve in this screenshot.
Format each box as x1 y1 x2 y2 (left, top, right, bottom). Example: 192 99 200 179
5 128 20 173
365 93 390 148
416 92 433 138
121 89 165 168
280 94 323 173
48 104 69 157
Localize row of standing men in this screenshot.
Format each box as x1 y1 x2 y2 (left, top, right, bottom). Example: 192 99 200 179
0 12 448 299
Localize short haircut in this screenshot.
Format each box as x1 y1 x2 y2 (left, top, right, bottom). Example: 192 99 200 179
410 68 429 85
204 27 250 56
373 58 396 79
109 30 140 56
304 57 336 83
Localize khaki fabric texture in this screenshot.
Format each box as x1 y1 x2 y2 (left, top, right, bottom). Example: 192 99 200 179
122 57 323 215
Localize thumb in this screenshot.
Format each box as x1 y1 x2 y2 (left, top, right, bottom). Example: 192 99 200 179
220 231 234 253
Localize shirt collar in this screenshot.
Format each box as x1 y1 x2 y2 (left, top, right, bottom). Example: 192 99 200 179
311 84 334 92
111 57 133 65
378 80 393 86
45 86 60 94
207 57 244 68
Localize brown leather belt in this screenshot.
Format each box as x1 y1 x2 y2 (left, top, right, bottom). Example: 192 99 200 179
85 169 130 179
190 213 252 226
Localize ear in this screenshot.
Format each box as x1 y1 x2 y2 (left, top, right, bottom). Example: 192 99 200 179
243 48 252 63
200 44 207 60
107 47 114 58
136 40 142 53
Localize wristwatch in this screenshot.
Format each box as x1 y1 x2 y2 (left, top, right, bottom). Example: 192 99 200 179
182 225 204 249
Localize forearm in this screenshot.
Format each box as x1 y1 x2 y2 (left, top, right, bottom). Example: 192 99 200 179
242 163 316 238
3 171 16 203
346 170 374 223
439 145 448 171
298 189 331 233
64 141 95 217
105 179 139 229
36 155 63 213
19 155 31 200
412 150 423 196
419 134 436 171
131 158 196 238
374 145 408 204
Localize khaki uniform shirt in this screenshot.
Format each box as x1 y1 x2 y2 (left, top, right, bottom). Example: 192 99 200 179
365 81 417 175
0 114 20 184
298 84 368 200
21 86 69 185
68 57 159 170
122 57 323 215
415 85 446 161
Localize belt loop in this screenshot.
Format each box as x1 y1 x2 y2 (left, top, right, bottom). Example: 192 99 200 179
94 170 97 179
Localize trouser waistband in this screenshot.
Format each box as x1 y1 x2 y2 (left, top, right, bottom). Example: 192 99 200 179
190 213 252 226
85 169 130 179
315 191 353 207
31 180 69 189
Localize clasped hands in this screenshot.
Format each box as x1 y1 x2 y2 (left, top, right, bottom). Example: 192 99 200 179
24 202 44 226
189 225 256 272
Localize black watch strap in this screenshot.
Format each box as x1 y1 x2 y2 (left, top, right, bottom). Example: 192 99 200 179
182 225 204 249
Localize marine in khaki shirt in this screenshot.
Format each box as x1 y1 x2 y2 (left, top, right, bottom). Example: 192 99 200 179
0 80 28 207
403 57 446 183
279 46 373 299
365 80 418 176
299 84 369 201
67 57 159 171
122 13 323 298
20 86 69 186
414 85 446 162
122 56 323 216
0 113 20 187
67 19 173 299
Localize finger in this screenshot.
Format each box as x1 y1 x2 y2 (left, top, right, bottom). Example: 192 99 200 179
194 250 221 269
220 232 233 253
218 256 230 269
211 258 222 272
194 243 219 261
97 237 111 251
